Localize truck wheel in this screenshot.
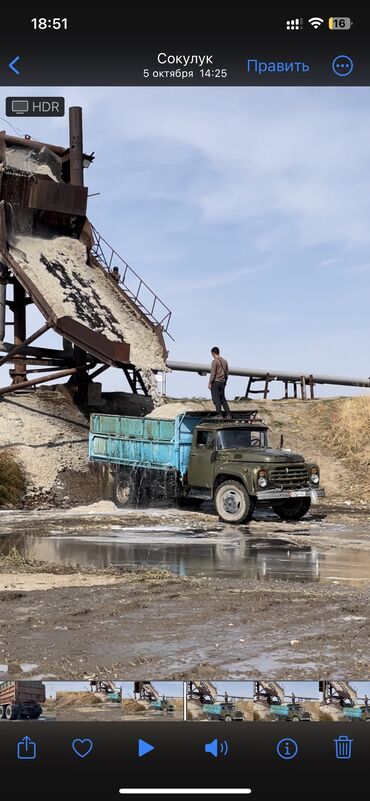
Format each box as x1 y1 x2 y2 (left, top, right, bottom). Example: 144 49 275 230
215 481 254 524
114 472 139 508
5 704 16 720
272 498 311 521
32 705 42 719
224 714 233 722
292 716 300 722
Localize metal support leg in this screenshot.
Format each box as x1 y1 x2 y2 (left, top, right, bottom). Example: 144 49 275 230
12 279 27 384
245 377 253 398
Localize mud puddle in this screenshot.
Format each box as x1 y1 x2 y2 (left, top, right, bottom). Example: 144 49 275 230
2 527 370 586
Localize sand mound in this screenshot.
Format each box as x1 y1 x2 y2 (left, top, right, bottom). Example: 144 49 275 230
147 401 212 419
55 692 103 708
122 699 147 714
319 704 344 721
0 393 89 491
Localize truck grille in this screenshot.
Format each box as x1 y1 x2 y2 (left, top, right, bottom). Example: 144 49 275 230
269 465 309 488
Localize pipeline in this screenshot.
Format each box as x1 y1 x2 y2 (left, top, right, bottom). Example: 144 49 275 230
166 361 370 390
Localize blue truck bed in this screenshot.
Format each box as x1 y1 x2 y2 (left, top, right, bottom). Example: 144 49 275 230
89 412 207 477
343 706 363 718
270 704 289 717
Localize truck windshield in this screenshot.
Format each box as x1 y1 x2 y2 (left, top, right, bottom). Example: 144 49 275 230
217 428 267 449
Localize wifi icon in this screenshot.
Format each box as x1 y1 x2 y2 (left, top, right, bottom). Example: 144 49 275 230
309 17 324 28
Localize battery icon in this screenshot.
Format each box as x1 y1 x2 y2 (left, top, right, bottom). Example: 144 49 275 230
328 17 353 30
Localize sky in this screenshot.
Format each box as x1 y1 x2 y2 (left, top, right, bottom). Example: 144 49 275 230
44 681 183 699
40 680 370 702
212 682 253 699
1 85 370 399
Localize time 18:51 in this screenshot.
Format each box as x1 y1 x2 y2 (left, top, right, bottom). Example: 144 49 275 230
31 18 68 29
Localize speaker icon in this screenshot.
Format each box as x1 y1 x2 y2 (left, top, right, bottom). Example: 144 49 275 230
204 738 229 758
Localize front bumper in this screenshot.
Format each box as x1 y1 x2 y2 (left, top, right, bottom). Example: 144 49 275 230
256 487 325 501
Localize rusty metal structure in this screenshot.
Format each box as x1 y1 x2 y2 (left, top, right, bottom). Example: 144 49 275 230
134 682 160 702
320 681 358 707
187 681 216 704
253 681 284 704
0 107 170 401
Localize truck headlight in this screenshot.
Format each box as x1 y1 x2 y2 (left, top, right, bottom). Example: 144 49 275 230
310 469 320 485
258 470 268 488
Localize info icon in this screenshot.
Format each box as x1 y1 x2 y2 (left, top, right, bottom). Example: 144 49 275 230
276 738 298 760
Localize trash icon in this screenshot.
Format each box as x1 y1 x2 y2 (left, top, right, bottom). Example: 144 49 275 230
334 735 353 760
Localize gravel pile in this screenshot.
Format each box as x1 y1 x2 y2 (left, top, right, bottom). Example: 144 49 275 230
146 400 212 419
0 393 89 491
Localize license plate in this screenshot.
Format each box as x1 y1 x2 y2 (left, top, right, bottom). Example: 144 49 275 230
288 490 306 497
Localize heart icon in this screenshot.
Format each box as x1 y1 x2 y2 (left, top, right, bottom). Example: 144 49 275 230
72 738 93 758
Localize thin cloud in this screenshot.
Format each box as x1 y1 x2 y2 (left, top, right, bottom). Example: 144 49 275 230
319 257 343 267
173 262 271 291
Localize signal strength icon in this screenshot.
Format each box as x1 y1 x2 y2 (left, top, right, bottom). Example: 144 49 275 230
308 17 324 28
286 18 303 30
286 17 303 31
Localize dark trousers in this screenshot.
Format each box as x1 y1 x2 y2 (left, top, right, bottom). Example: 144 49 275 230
211 381 230 414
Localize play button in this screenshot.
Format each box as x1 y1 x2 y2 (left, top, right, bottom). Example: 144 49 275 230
138 739 155 758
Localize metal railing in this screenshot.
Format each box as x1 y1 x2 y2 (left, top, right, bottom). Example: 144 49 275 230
91 226 173 337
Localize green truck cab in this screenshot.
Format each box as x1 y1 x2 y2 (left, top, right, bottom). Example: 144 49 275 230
185 416 324 523
150 698 175 713
89 410 325 524
203 701 245 721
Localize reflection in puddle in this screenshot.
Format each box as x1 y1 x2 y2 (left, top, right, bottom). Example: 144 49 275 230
1 527 370 586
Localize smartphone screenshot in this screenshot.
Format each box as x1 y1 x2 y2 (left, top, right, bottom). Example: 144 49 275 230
0 9 369 798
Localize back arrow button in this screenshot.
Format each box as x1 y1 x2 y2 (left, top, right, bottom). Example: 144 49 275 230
9 56 21 75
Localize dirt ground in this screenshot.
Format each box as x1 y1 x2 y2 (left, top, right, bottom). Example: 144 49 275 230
1 392 370 680
122 697 183 721
44 692 124 721
0 504 369 679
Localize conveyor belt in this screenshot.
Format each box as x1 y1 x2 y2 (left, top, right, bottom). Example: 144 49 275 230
0 135 168 373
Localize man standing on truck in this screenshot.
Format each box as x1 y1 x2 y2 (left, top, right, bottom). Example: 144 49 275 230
209 347 231 418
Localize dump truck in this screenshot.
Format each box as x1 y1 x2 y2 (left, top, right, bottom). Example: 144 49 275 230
270 703 311 722
343 706 370 722
203 702 244 722
0 681 46 720
150 698 175 713
89 410 324 524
